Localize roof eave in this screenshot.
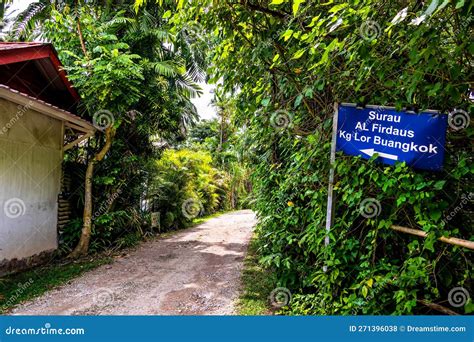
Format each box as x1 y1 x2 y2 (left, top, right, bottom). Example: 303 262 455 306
0 84 95 134
0 42 81 102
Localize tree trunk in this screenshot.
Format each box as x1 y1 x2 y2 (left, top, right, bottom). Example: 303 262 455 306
68 0 96 258
69 127 115 258
74 0 88 58
76 19 88 57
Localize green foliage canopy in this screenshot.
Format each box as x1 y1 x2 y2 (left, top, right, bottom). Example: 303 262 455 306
163 0 474 314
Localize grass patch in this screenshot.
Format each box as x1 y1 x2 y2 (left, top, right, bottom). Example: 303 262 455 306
0 255 112 314
237 235 276 315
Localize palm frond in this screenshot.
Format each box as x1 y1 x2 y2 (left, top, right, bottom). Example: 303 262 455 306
147 60 184 77
174 72 204 98
186 61 206 83
10 1 47 40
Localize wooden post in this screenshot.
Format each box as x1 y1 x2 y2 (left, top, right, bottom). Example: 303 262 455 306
324 103 339 272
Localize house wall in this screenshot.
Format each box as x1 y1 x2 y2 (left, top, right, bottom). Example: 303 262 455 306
0 97 63 274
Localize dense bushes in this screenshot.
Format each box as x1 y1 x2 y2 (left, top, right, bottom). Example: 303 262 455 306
186 118 253 209
180 0 473 314
60 142 247 254
149 149 224 230
148 118 253 230
252 134 472 315
31 3 207 256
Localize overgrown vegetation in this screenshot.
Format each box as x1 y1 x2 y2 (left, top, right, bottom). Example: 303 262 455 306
168 0 473 315
0 0 471 316
0 1 249 258
185 114 253 209
43 3 205 257
149 148 224 229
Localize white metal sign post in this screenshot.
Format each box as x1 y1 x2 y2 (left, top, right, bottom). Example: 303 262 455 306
323 102 339 272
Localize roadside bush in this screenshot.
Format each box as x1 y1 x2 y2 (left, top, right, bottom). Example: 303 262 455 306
252 132 472 315
186 0 473 315
187 119 254 210
149 149 227 230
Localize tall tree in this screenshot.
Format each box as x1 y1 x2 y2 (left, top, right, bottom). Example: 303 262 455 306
12 1 206 256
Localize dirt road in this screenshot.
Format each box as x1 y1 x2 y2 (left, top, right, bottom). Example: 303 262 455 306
10 210 256 315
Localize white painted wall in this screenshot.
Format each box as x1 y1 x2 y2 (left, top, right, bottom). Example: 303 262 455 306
0 97 62 262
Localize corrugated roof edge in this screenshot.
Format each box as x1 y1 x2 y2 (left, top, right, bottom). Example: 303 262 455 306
0 84 96 133
0 42 46 50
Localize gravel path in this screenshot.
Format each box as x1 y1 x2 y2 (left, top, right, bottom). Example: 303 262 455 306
10 210 256 315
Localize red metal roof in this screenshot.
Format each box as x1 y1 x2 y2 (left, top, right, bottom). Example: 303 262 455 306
0 42 45 50
0 42 81 107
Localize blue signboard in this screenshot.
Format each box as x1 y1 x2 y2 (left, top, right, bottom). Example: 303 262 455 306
336 104 448 170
